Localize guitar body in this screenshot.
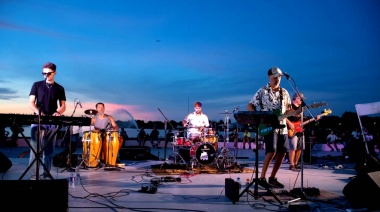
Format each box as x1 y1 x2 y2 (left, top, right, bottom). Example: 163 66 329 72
288 109 332 138
258 109 282 136
288 121 302 138
257 104 329 137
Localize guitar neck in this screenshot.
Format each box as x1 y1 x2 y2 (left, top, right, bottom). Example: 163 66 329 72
302 118 315 126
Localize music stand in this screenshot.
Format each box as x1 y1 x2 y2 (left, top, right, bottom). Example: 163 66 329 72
234 111 283 205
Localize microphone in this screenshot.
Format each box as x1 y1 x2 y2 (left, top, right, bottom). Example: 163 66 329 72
77 99 82 108
282 72 291 79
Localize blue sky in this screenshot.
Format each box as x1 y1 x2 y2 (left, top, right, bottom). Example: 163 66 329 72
1 0 379 123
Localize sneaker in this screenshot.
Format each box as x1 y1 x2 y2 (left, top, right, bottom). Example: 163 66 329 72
257 178 271 189
268 177 284 189
41 175 53 180
289 165 296 171
30 175 52 180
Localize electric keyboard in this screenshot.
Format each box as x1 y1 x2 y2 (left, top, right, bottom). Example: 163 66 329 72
0 113 91 126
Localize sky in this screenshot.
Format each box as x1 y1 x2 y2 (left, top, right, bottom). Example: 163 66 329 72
1 0 380 124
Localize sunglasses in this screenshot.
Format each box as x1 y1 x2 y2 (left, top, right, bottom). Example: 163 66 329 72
42 72 55 76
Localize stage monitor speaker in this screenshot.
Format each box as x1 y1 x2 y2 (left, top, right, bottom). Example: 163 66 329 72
343 171 380 210
119 146 151 160
225 178 240 204
0 151 12 173
0 179 68 211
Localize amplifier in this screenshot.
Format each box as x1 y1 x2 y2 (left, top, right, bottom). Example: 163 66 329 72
119 146 151 160
225 178 240 203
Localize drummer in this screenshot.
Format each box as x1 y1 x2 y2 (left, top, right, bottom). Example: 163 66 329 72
182 101 210 144
91 102 120 162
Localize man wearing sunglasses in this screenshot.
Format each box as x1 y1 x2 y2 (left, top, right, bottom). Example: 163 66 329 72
28 62 66 180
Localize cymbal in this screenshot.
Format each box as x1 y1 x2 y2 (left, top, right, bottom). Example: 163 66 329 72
84 109 97 115
219 112 232 114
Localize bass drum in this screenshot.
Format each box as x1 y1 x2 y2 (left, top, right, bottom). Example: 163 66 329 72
190 143 216 165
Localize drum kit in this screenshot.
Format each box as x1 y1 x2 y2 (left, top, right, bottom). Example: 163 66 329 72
168 111 239 171
77 109 123 171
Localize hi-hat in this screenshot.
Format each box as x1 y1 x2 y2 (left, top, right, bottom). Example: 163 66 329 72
84 109 98 115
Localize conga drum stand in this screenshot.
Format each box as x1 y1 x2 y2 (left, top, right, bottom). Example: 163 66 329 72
103 131 124 171
76 131 105 171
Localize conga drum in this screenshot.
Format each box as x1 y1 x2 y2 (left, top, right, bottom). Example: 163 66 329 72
82 130 102 168
103 130 120 166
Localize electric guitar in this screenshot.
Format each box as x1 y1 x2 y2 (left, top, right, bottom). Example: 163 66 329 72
258 102 327 136
288 109 332 138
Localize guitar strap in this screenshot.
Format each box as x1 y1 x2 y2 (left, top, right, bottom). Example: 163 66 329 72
279 87 283 111
279 87 284 134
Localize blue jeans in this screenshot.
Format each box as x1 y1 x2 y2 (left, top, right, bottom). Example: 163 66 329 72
28 124 59 177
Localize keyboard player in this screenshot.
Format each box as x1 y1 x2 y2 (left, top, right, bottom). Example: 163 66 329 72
28 62 66 180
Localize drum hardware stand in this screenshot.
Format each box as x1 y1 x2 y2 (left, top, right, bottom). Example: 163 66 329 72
157 108 188 169
216 110 240 171
159 135 188 170
236 111 282 205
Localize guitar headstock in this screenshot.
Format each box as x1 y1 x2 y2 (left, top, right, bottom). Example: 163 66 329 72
309 102 327 109
322 109 332 116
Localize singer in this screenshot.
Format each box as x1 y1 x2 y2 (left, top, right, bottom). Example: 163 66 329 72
28 62 67 180
182 101 210 143
247 66 292 189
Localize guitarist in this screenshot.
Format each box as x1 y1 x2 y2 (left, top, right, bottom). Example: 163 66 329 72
247 67 292 189
286 93 321 171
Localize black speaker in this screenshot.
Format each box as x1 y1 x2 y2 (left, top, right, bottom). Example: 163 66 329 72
303 142 311 164
0 151 12 173
343 171 380 210
0 179 68 211
119 146 151 160
225 178 240 204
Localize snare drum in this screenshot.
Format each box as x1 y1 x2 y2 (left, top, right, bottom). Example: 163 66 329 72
82 131 102 168
103 130 120 166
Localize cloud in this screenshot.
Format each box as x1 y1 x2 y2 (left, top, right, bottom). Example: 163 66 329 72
0 87 19 100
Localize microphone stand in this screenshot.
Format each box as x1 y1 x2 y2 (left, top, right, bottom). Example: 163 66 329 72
283 74 316 201
157 108 179 167
60 100 80 172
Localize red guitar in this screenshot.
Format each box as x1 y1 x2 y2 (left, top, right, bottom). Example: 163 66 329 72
288 109 332 138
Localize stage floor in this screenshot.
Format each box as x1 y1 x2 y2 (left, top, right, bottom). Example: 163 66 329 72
0 145 367 211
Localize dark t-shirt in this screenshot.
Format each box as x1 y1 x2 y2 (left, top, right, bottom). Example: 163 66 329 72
29 80 66 115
